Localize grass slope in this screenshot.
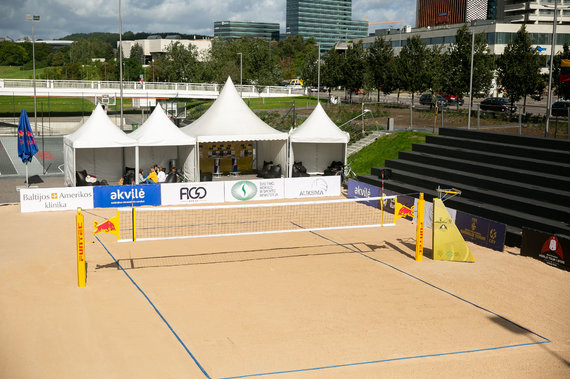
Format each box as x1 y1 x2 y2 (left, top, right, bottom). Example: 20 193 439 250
349 131 431 176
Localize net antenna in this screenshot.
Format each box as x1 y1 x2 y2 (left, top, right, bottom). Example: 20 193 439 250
437 186 461 202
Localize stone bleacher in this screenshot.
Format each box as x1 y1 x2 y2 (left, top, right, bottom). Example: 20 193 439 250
357 128 570 246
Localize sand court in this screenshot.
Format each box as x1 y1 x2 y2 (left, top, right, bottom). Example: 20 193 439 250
1 204 569 378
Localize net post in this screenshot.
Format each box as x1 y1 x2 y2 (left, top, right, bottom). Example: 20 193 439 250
415 193 425 261
380 195 384 227
132 207 137 242
76 208 86 287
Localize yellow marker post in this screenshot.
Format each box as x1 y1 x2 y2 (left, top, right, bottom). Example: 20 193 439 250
415 193 425 261
76 208 86 287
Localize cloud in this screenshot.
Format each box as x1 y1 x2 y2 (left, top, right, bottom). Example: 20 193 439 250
0 0 415 40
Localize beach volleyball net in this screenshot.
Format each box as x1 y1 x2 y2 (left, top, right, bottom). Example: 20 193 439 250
115 196 397 243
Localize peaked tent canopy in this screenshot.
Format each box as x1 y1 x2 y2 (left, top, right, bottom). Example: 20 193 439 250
127 104 197 182
64 104 137 186
288 102 350 176
181 77 288 177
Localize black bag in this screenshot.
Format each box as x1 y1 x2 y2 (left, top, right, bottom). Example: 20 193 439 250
258 160 273 178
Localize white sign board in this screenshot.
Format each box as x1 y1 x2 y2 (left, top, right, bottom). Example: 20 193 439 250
224 178 285 202
20 187 94 213
161 182 225 205
284 176 341 198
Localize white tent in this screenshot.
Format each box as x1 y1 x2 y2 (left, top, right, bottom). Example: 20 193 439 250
180 77 288 178
288 102 350 176
128 104 197 182
64 104 137 186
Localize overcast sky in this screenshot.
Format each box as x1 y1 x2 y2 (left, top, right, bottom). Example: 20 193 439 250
0 0 416 40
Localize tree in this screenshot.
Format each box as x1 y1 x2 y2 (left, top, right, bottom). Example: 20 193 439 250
341 41 366 102
426 44 448 97
397 36 430 104
553 43 570 100
497 25 545 112
0 42 28 65
301 45 319 88
448 25 495 109
275 35 316 80
155 42 200 82
130 43 145 66
366 36 395 101
322 47 344 98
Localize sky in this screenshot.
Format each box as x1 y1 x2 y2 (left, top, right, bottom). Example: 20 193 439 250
0 0 416 41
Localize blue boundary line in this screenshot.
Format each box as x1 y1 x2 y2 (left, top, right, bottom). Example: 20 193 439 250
219 231 550 379
95 236 212 379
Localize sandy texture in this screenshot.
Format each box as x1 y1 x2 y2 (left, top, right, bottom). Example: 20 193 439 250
0 203 569 379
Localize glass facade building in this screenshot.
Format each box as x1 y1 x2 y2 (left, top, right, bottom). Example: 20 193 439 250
214 21 280 41
286 0 368 52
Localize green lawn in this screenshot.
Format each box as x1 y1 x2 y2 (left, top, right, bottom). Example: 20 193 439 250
349 131 431 176
0 66 46 79
0 96 95 116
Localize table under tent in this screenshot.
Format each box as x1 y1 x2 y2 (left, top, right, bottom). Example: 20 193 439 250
288 102 350 177
126 104 197 183
63 104 137 186
180 77 288 180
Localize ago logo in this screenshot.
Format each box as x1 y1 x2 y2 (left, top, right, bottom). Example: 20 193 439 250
231 181 257 201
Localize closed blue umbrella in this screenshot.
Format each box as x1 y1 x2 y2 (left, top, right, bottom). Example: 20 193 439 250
17 109 39 186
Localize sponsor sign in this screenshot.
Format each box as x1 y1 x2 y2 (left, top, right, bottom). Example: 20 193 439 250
225 178 284 202
347 179 380 199
20 187 94 213
521 228 570 271
161 182 225 205
455 211 506 252
284 176 341 198
93 184 161 208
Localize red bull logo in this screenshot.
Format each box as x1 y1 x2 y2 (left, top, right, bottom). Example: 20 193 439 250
93 220 116 234
92 212 120 239
397 205 414 217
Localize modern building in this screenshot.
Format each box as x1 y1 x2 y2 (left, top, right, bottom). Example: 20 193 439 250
119 36 212 64
417 0 468 27
214 21 280 41
504 0 570 24
358 20 569 57
286 0 368 52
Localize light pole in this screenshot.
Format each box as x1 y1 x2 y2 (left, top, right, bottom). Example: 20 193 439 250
237 52 242 97
545 0 560 137
467 30 475 129
317 43 321 103
119 0 124 130
25 14 40 135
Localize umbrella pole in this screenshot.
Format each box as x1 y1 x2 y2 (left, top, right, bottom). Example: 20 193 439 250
25 162 29 188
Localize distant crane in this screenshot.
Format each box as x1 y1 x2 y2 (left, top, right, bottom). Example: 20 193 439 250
365 17 405 30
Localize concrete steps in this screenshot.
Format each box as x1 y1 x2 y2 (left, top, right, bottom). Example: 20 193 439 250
347 130 386 156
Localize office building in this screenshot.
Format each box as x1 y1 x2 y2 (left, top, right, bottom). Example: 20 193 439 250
214 21 280 41
119 37 212 64
286 0 368 52
504 0 570 24
417 0 468 27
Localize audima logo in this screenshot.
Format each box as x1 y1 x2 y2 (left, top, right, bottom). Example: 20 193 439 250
299 178 328 196
231 181 257 201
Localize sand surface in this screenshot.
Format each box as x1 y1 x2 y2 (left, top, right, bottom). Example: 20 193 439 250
0 203 569 378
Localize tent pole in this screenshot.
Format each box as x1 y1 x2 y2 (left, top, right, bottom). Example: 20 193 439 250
135 146 140 184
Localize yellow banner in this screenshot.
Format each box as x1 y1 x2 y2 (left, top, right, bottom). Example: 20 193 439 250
432 198 474 262
93 212 120 239
561 59 570 67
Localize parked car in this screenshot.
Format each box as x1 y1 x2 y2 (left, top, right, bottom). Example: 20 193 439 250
551 100 570 117
479 97 517 113
419 93 448 107
441 93 464 106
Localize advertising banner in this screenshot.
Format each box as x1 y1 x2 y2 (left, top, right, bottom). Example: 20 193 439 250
284 176 341 198
224 178 285 202
347 178 381 208
161 182 225 205
455 211 506 252
20 187 94 213
93 184 161 208
521 228 570 271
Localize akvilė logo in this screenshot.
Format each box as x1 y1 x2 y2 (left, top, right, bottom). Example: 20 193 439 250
231 181 257 201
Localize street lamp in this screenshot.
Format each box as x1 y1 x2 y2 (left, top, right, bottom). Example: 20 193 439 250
25 14 40 135
237 52 242 97
544 1 561 137
467 30 475 129
119 0 124 130
317 43 321 103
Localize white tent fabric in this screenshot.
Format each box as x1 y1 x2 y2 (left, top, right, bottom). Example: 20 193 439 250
127 104 197 182
63 104 137 186
288 102 350 176
180 77 288 177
